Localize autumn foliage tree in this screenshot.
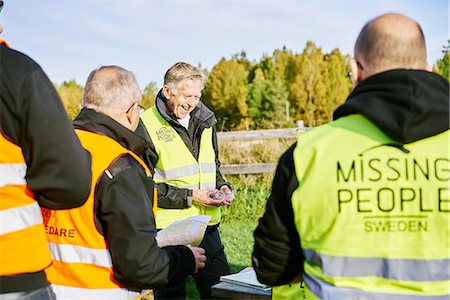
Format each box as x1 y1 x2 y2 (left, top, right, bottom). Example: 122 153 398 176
203 58 249 130
56 40 446 131
54 80 84 120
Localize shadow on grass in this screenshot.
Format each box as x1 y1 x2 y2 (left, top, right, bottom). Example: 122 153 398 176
229 263 249 274
185 263 251 300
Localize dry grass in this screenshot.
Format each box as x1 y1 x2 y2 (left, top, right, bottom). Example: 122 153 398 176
219 138 295 165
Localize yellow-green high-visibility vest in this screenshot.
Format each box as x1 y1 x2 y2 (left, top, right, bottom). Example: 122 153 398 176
141 106 220 228
272 283 305 299
292 114 450 299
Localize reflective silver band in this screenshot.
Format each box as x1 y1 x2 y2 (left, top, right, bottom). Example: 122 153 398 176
0 163 27 187
0 202 42 235
154 164 199 181
304 273 449 300
304 249 450 281
200 162 216 173
48 242 113 268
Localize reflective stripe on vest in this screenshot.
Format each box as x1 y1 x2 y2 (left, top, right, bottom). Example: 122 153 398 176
304 249 450 281
0 163 27 187
0 202 43 235
48 242 113 268
141 106 219 228
44 129 155 296
154 162 216 182
0 132 51 276
292 115 450 299
304 273 449 300
51 284 139 300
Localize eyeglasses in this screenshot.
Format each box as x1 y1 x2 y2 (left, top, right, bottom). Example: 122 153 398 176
138 104 146 115
126 103 146 114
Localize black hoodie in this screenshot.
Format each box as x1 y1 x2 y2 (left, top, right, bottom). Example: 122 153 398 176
253 70 449 286
73 108 196 291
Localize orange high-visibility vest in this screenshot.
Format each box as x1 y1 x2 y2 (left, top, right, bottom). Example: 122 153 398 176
0 39 11 47
43 129 156 299
0 132 52 276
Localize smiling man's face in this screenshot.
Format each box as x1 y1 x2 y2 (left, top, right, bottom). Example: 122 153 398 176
164 78 203 120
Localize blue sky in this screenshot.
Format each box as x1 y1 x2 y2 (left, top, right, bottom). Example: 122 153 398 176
1 0 448 89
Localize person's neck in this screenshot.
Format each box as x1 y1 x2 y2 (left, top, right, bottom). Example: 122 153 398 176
178 114 190 129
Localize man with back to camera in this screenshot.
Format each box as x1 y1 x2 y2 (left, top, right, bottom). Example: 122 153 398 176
139 62 233 299
253 13 449 299
41 65 206 300
0 1 92 299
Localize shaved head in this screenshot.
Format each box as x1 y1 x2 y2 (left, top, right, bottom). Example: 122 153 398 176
355 13 427 73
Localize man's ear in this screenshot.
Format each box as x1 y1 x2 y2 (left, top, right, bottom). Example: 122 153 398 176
126 103 136 124
349 58 360 87
162 85 171 99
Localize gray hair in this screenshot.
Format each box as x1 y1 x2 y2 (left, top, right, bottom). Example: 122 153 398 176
164 62 207 92
82 66 142 116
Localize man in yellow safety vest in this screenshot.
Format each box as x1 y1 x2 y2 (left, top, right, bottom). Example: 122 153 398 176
253 13 449 299
140 62 234 299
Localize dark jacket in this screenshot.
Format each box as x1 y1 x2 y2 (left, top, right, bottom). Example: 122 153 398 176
138 90 229 211
0 43 92 293
73 108 196 291
252 70 450 285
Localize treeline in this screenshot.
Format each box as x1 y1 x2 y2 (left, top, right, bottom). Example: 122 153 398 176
55 80 158 120
56 40 450 130
203 41 352 130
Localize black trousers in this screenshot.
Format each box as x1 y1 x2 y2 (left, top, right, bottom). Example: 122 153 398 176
157 227 230 299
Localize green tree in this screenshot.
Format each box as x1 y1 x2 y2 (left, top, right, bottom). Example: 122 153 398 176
55 80 84 120
248 47 295 128
203 58 249 130
289 41 327 126
321 49 353 122
142 81 159 108
435 40 450 81
261 77 289 128
232 51 253 72
246 68 266 126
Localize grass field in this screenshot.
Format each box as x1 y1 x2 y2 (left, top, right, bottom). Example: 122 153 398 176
185 178 275 298
186 138 294 299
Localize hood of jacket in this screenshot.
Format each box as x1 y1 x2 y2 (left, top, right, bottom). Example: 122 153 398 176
333 69 449 144
155 89 217 129
73 108 148 156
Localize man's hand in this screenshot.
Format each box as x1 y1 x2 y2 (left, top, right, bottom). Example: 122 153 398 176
220 185 234 206
192 189 223 207
187 246 206 273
